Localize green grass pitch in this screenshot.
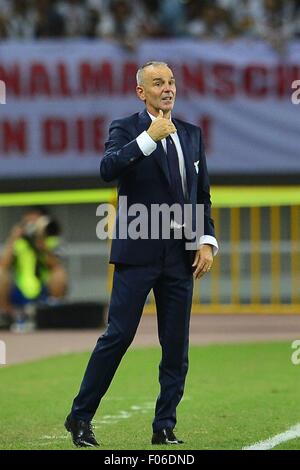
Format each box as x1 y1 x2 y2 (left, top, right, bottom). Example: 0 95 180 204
0 342 299 450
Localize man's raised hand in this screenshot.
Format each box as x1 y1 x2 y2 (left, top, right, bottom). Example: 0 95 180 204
147 110 177 142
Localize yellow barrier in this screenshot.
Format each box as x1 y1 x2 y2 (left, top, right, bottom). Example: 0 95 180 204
1 186 299 314
182 204 300 314
0 185 300 207
105 189 300 315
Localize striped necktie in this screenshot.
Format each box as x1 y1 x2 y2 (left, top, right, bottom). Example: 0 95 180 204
165 135 185 207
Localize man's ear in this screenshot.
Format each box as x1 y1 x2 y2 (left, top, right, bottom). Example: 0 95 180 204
136 85 145 101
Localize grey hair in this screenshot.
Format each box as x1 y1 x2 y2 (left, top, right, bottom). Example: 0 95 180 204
136 61 169 86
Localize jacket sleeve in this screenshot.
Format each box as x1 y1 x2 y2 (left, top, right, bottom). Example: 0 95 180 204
197 128 216 238
100 119 146 182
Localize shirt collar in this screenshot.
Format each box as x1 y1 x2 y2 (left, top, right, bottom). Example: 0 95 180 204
147 111 172 122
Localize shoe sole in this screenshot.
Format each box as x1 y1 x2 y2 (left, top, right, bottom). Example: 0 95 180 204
151 439 183 445
75 440 95 448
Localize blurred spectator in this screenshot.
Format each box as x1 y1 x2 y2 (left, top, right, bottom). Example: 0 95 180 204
293 0 300 36
219 0 263 37
85 0 110 38
158 0 187 36
139 0 164 37
3 0 35 39
256 0 296 53
187 3 234 40
0 0 17 38
0 0 298 43
57 0 87 37
100 0 144 49
34 0 65 38
0 15 6 38
85 2 102 38
0 207 68 329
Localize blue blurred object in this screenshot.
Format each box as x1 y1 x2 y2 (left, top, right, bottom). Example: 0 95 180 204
10 283 49 308
159 0 187 36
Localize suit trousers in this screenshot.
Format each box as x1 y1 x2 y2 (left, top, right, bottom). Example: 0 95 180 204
71 234 193 431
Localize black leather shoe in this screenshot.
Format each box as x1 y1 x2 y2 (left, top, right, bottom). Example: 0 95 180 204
65 413 99 447
152 428 184 445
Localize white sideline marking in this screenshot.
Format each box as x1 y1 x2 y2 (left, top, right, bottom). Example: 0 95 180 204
243 423 300 450
42 435 68 440
93 402 154 427
41 401 154 442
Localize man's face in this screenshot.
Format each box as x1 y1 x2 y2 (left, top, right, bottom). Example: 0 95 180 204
136 65 176 116
21 211 41 228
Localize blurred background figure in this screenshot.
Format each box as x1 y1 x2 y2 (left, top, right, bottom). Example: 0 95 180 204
99 0 144 49
0 0 298 43
3 0 35 39
0 207 68 330
0 16 6 39
57 0 87 37
158 0 187 37
256 0 296 53
84 0 103 38
34 0 65 38
139 0 164 37
0 0 12 38
293 0 300 36
218 0 262 37
186 0 234 40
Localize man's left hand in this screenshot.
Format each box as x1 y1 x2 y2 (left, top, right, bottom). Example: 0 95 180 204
192 245 213 279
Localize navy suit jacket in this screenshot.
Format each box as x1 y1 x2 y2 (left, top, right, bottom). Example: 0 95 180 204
100 109 215 266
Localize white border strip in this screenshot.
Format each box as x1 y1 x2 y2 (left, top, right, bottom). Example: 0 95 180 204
243 423 300 450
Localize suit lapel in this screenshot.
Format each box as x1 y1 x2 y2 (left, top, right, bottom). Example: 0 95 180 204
138 110 171 187
137 111 196 198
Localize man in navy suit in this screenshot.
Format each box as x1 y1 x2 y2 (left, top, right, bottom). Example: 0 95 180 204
65 61 218 447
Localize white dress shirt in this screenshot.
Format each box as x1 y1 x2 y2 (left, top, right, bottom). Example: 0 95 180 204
136 112 219 255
